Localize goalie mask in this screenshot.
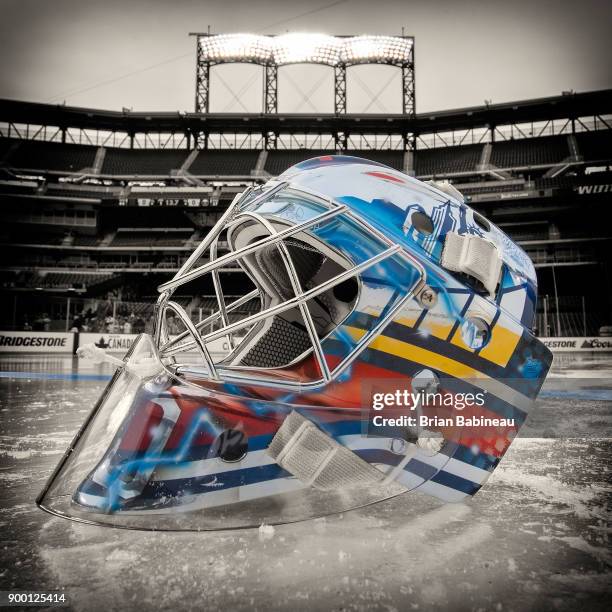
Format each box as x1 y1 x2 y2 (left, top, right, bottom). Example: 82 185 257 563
38 156 552 530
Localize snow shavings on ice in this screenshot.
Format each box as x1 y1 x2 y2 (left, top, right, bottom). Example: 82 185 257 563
538 535 611 564
491 443 608 520
258 523 275 542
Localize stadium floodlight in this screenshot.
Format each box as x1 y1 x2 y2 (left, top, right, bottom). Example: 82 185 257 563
199 33 273 63
341 35 413 64
197 33 413 67
194 32 416 135
272 33 343 66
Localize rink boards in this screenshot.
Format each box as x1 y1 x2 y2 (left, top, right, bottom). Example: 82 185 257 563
0 331 611 354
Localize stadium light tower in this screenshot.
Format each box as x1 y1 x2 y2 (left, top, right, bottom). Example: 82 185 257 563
191 32 415 149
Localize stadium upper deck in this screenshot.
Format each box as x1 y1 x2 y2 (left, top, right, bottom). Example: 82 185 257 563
1 89 610 140
1 90 610 193
0 90 611 336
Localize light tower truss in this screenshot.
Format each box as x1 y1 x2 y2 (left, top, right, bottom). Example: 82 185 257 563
192 32 415 150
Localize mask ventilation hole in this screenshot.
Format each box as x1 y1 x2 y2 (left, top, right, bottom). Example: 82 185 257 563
461 317 491 350
211 429 248 463
411 211 434 235
473 212 490 232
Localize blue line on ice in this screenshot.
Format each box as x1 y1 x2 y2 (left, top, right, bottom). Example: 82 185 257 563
539 389 612 401
0 371 112 381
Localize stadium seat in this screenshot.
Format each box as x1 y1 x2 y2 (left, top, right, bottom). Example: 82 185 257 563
459 183 525 195
102 148 189 175
575 130 612 162
110 229 192 248
347 150 404 170
490 136 569 168
189 150 260 175
264 150 336 176
3 138 97 172
415 144 483 176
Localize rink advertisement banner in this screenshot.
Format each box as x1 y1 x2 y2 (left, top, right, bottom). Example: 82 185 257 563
1 331 610 354
540 337 612 352
78 333 138 353
77 333 232 355
0 331 74 353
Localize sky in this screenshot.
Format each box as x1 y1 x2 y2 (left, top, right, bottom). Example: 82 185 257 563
0 0 610 114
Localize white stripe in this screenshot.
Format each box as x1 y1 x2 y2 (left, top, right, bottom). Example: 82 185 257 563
406 449 491 486
152 448 273 481
416 479 469 502
444 457 492 485
121 476 305 514
153 433 491 488
153 434 391 482
394 469 426 490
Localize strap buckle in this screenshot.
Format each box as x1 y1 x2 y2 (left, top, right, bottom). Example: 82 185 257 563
441 232 502 297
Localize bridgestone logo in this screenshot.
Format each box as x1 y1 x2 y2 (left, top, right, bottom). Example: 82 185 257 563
543 340 576 348
0 336 67 347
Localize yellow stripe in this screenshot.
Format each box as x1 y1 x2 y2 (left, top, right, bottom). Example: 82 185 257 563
348 303 521 371
397 305 519 367
345 325 490 382
449 325 476 354
479 322 520 366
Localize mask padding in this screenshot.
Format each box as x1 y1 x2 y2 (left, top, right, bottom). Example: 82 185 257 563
240 316 311 368
227 227 358 370
255 239 325 299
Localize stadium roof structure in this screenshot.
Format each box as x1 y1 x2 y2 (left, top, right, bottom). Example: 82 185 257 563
195 33 413 66
191 33 416 145
1 89 610 145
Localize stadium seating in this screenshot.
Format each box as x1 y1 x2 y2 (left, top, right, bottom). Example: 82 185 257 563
6 231 65 246
535 176 576 190
576 130 612 162
101 206 197 227
536 170 612 191
347 150 404 170
459 182 525 195
41 272 114 289
110 230 192 248
3 138 97 172
264 150 335 176
489 135 569 168
0 181 39 196
2 129 611 337
189 150 260 175
263 149 404 176
414 144 483 176
71 235 100 247
507 227 551 242
0 137 16 160
102 148 189 175
4 271 115 291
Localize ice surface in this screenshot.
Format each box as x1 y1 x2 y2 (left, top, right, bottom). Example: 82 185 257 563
0 354 610 610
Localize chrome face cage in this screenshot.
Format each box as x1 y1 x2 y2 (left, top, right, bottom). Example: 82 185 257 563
154 181 427 390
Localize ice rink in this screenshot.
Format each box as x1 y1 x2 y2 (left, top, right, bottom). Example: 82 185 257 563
0 353 610 611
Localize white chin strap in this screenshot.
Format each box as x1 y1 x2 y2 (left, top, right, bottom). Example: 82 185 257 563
267 411 446 491
267 411 385 490
441 231 503 297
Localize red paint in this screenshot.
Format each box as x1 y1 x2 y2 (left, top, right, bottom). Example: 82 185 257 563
364 170 406 184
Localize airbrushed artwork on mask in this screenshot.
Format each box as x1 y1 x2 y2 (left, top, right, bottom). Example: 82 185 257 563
282 157 537 326
37 156 552 530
